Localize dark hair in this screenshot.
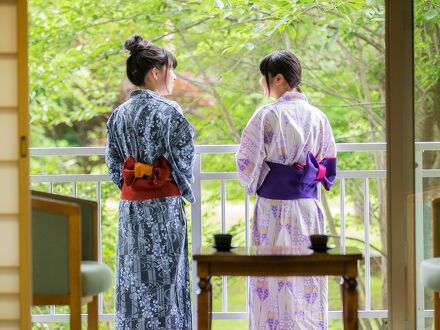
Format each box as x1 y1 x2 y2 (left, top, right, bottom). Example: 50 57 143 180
124 35 177 87
259 50 302 94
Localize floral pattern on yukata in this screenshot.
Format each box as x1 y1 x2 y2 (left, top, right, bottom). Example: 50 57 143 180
106 89 194 329
236 91 336 330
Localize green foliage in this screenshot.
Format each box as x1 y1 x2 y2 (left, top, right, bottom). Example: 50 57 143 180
28 0 437 145
28 0 438 328
28 0 393 146
414 0 440 122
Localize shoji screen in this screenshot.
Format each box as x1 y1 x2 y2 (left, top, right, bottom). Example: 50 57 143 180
0 0 30 328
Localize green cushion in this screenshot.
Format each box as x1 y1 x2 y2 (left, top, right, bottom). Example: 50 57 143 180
32 209 70 295
81 261 113 297
420 258 440 291
31 191 96 261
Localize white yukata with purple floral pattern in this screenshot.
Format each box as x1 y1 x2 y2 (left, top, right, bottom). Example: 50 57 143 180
236 91 336 330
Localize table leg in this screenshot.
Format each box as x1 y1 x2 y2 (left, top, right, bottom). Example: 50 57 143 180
341 276 358 330
435 292 440 330
198 277 212 330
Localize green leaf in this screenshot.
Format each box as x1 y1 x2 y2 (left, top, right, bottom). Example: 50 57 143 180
426 9 439 21
215 0 224 9
245 41 254 50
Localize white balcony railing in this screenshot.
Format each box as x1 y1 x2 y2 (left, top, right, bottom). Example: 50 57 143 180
29 142 440 327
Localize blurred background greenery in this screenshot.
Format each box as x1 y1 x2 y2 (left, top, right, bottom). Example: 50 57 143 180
29 0 438 329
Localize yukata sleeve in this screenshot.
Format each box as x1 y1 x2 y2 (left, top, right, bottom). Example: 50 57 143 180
317 116 337 191
105 120 124 190
321 117 336 159
165 109 195 203
236 110 271 195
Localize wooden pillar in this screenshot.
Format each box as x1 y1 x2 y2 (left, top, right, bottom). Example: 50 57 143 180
386 0 416 328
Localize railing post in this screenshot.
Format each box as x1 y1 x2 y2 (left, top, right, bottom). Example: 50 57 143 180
414 145 425 328
191 150 202 330
363 179 371 311
96 181 103 317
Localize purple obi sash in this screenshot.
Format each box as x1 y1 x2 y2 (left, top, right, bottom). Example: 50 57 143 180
256 152 337 200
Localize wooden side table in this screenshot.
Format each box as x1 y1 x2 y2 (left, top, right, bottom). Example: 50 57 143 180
193 246 362 330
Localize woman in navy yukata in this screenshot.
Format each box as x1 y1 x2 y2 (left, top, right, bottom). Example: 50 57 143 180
106 35 194 330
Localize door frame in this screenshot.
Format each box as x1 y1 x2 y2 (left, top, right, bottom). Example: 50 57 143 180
17 0 31 328
386 0 416 328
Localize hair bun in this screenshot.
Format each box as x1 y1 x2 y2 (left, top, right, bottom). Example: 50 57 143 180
124 35 151 55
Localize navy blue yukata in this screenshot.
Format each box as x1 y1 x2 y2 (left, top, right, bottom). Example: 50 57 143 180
106 89 194 330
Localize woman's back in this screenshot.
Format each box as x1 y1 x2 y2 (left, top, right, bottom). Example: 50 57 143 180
259 92 335 166
237 91 335 195
107 89 194 202
107 89 181 164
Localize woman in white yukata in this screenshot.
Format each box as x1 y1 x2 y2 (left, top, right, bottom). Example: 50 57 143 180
236 50 337 330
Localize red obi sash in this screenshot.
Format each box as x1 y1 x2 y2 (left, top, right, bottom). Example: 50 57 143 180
121 155 181 201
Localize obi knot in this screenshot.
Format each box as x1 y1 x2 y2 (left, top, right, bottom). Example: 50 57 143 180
134 162 153 178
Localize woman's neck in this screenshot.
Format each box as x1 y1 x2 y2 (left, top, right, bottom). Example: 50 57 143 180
272 87 298 99
140 82 158 93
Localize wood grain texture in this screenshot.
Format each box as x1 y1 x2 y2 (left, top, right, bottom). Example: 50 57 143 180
194 247 362 330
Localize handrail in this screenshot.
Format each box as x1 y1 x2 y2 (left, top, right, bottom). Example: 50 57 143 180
29 142 440 326
28 142 440 157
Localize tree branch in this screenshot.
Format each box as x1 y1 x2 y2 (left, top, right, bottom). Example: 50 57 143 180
174 23 241 142
152 15 217 42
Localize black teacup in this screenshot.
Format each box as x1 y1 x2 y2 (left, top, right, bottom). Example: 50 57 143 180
309 234 329 250
213 233 233 250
